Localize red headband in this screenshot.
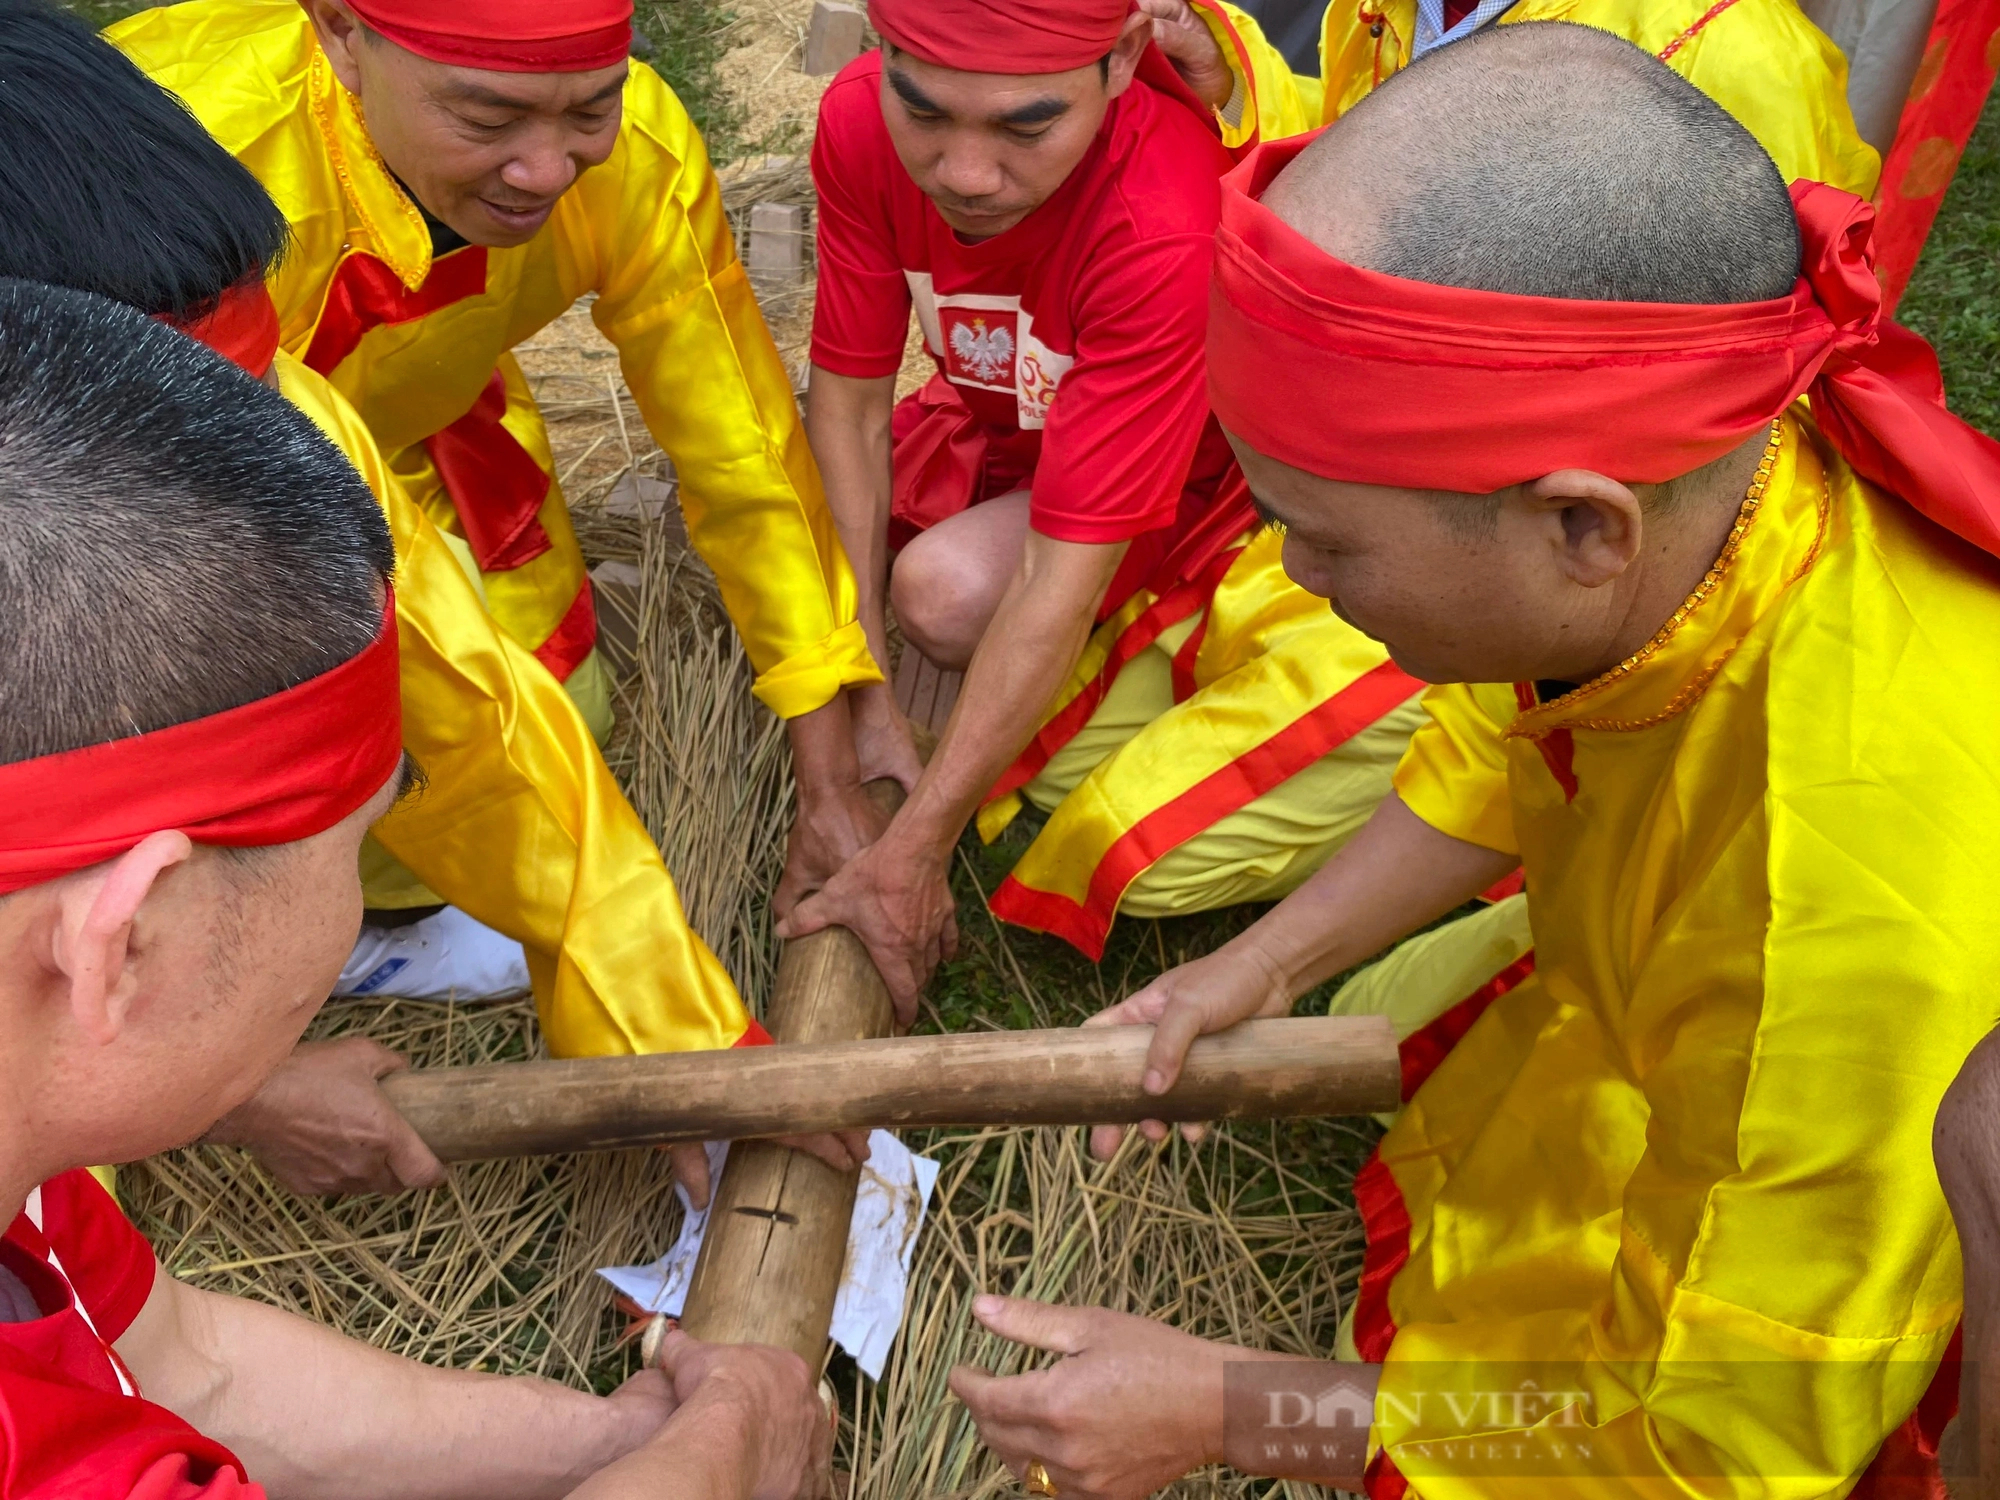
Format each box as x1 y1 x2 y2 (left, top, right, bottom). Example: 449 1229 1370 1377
868 0 1130 71
158 280 282 379
343 0 632 72
1209 132 2000 559
0 595 403 896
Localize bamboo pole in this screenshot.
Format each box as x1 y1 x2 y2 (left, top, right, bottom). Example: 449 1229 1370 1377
380 1016 1402 1163
671 779 906 1363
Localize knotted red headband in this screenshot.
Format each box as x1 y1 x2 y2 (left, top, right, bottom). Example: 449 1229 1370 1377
157 280 281 379
868 0 1131 72
343 0 632 72
0 595 403 896
1209 132 2000 559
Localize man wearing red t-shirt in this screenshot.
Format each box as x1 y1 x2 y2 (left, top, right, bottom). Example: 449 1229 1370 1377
784 0 1431 1009
0 282 825 1498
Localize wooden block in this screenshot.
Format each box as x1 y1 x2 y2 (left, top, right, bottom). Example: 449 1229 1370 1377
601 471 689 551
892 646 964 737
746 201 807 289
601 470 672 522
589 560 643 680
801 0 866 75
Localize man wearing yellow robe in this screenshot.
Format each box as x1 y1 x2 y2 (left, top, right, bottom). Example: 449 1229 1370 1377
947 27 2000 1498
16 0 869 1198
108 0 900 1092
1109 0 1882 1062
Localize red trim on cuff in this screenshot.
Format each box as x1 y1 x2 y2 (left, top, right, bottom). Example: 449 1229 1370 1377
731 1019 776 1048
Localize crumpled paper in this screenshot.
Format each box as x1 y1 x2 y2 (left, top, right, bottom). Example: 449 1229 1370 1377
596 1131 939 1380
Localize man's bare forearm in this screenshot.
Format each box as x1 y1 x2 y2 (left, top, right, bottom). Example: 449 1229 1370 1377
787 692 865 792
564 1389 761 1500
122 1274 652 1500
1229 793 1519 998
1223 1358 1377 1490
887 532 1122 854
805 365 897 672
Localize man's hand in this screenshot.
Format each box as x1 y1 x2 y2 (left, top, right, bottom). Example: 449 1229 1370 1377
1084 942 1293 1162
949 1297 1231 1500
849 681 925 793
655 1329 833 1500
776 832 957 1027
668 1143 715 1210
1137 0 1234 107
774 1131 874 1174
775 778 896 923
205 1037 446 1196
601 1366 681 1434
672 1135 873 1212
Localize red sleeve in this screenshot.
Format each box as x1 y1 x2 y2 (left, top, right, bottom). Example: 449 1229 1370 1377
809 56 914 380
0 1174 260 1499
39 1171 156 1343
1027 221 1218 544
0 1363 260 1500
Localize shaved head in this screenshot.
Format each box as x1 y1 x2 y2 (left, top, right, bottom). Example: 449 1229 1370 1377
1266 21 1801 304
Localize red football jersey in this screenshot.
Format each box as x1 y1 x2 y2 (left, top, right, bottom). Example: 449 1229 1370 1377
811 52 1238 591
0 1171 257 1499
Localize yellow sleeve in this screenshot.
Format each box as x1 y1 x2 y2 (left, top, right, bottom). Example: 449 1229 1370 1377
1390 683 1517 855
274 353 753 1057
573 65 880 719
1649 0 1881 196
1195 0 1325 147
1377 481 2000 1490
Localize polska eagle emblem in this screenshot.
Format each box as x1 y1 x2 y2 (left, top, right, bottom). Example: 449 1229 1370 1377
949 316 1015 385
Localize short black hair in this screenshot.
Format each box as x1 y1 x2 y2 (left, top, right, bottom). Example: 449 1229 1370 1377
0 0 290 317
0 280 393 765
1275 21 1801 305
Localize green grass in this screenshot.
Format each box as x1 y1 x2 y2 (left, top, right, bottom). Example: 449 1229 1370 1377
631 0 754 163
1897 89 2000 434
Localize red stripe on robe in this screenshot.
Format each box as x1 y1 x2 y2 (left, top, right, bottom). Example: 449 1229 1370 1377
983 544 1247 808
424 369 554 573
531 577 599 683
302 248 488 377
300 247 593 673
989 660 1423 957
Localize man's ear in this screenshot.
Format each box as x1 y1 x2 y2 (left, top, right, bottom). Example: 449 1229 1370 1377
300 0 368 95
1105 9 1155 98
1525 469 1644 589
50 832 193 1047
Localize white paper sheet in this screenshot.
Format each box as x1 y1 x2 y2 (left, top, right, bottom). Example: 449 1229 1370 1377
597 1132 939 1381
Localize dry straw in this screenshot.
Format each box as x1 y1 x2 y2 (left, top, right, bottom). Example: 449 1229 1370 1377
121 212 1366 1500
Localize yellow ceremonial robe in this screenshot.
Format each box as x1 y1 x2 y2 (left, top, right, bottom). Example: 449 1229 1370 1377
271 351 747 1055
111 0 876 720
1363 412 2000 1492
1198 0 1881 197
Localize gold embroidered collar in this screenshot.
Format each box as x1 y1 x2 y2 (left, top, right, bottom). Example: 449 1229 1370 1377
1508 414 1831 740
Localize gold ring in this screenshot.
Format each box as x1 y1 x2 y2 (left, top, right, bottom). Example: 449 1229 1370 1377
1024 1460 1058 1497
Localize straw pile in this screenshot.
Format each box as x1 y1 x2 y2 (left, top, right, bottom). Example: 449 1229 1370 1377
119 11 1372 1491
